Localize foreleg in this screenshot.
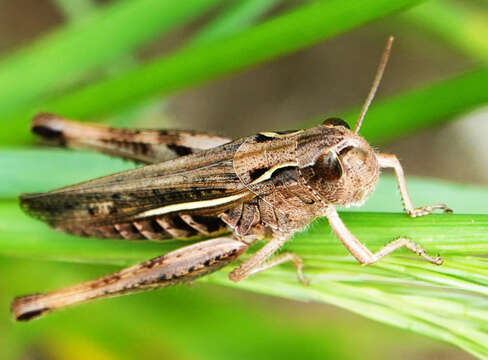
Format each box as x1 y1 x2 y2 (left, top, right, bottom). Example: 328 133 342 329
325 206 442 265
376 153 452 217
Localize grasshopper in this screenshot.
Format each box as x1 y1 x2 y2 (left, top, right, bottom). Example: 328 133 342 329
11 37 451 321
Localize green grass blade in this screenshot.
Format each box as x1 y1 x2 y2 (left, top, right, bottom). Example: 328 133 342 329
321 66 488 144
189 0 279 45
2 148 486 356
52 0 98 20
2 0 487 357
401 0 488 63
0 149 133 198
0 203 487 356
210 268 488 359
0 0 221 119
0 0 424 145
105 0 280 128
1 151 487 357
0 257 358 360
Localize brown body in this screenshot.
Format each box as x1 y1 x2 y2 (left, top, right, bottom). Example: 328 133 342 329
22 122 378 242
11 38 451 321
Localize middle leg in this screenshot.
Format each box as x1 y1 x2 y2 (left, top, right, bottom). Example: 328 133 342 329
229 234 307 284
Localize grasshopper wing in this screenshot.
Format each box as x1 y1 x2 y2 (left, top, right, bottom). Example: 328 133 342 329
21 140 253 240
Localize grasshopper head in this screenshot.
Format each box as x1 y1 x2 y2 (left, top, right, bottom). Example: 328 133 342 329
297 36 393 207
297 120 379 208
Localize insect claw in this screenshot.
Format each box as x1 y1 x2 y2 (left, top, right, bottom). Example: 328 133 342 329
433 255 444 265
298 273 310 286
294 260 309 285
422 252 443 265
409 204 453 218
430 203 453 214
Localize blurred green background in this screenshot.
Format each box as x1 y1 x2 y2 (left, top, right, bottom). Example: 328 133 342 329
1 0 487 359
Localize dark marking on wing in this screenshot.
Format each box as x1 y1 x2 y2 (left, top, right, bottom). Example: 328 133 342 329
20 136 253 242
167 144 193 156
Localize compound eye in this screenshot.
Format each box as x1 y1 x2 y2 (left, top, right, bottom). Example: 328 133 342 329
313 151 343 181
322 117 350 129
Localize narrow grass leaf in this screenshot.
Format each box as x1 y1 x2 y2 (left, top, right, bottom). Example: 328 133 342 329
304 66 488 144
0 0 221 121
52 0 98 21
401 0 488 63
189 0 279 45
1 0 425 145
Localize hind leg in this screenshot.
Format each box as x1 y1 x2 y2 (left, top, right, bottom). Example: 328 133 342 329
12 237 247 321
31 113 230 164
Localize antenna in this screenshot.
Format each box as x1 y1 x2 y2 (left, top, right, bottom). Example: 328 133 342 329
354 36 394 134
